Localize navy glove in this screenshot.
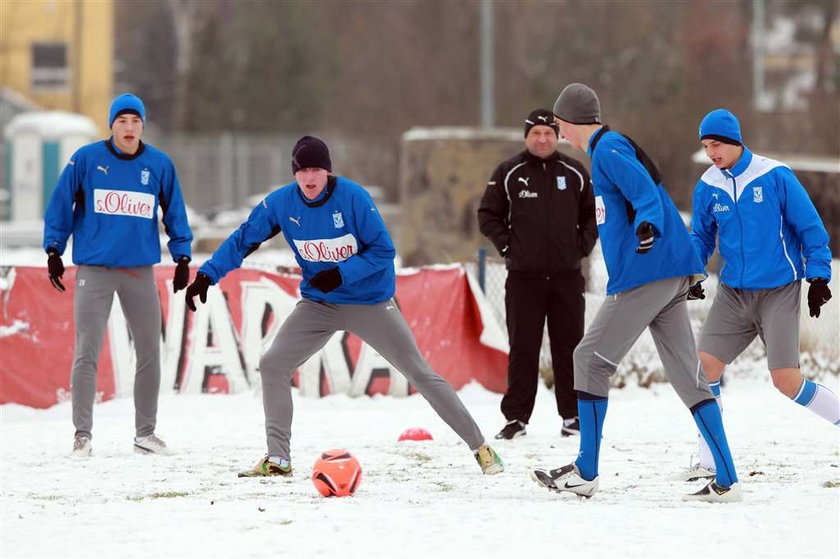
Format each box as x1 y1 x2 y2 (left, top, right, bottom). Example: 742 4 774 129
635 222 655 254
310 267 342 293
47 249 66 292
807 279 832 318
173 257 190 293
687 282 705 300
185 272 212 312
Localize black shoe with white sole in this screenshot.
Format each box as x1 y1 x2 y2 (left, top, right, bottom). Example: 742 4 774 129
561 417 580 437
494 420 526 440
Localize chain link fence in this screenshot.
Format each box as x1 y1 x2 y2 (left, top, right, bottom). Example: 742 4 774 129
470 246 840 388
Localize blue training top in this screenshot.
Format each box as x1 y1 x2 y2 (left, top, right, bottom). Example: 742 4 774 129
200 176 396 305
43 139 193 266
690 146 831 289
587 128 705 295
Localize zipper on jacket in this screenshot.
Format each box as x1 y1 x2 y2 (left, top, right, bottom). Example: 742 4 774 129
730 175 745 287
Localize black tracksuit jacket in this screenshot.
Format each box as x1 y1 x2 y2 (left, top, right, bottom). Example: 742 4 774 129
478 149 598 271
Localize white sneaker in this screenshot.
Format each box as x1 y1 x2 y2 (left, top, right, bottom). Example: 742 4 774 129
675 462 716 482
683 480 743 503
531 463 599 498
71 435 92 458
134 434 174 455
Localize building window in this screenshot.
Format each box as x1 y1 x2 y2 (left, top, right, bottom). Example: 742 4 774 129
31 42 70 90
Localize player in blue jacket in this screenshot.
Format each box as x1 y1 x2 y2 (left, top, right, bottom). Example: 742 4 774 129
681 109 837 481
43 93 193 457
184 135 503 478
529 84 741 502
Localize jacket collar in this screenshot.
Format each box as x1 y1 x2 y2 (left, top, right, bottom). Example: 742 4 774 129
720 146 753 179
106 138 145 160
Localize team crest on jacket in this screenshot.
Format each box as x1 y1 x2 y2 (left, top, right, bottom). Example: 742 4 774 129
332 211 344 228
556 176 567 190
753 186 763 203
140 168 150 186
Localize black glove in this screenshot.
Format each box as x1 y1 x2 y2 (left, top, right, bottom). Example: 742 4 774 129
635 222 655 254
687 281 705 300
173 257 190 293
185 272 212 312
309 267 343 293
807 278 832 318
47 249 66 292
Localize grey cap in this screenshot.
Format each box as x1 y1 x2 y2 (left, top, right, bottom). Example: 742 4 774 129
553 83 601 125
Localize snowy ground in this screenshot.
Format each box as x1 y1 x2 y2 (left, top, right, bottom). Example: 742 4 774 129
2 377 838 559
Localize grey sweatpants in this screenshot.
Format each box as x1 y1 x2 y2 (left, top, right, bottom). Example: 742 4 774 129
259 298 486 461
574 276 713 408
72 266 162 439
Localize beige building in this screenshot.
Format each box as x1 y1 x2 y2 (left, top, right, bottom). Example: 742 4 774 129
1 0 113 132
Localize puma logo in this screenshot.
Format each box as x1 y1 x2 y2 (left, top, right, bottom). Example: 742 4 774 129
96 165 109 176
537 115 549 123
518 176 530 187
289 216 301 227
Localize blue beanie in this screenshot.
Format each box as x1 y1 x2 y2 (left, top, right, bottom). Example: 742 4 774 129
109 93 146 128
699 109 742 145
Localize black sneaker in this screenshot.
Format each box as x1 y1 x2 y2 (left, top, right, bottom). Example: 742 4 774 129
561 417 580 437
494 420 526 440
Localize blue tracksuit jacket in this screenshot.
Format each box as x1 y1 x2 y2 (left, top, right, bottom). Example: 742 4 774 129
690 147 831 288
43 139 193 266
587 129 705 295
200 176 396 305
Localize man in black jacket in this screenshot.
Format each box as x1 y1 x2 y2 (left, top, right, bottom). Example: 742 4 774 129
478 108 598 440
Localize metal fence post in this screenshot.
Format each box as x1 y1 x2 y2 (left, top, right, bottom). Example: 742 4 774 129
477 248 487 293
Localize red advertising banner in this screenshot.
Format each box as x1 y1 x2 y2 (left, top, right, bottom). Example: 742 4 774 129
0 265 507 408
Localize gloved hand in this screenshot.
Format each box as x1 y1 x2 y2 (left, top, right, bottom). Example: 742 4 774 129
687 282 705 300
47 249 66 292
635 222 655 254
807 278 832 318
310 267 342 293
173 257 190 293
185 272 212 312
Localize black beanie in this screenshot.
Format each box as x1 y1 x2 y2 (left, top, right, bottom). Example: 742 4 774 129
291 135 332 174
524 109 559 138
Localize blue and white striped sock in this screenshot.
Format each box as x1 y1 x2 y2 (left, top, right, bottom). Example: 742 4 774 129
793 379 840 425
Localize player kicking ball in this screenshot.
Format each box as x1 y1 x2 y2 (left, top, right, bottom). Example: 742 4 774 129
185 136 503 478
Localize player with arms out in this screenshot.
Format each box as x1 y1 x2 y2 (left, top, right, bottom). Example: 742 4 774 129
184 136 504 478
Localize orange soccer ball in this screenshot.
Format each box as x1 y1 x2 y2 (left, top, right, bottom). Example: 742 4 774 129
311 449 363 497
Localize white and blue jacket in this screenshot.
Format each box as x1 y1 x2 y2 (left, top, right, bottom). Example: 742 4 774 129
690 147 831 289
43 139 193 266
587 129 705 295
200 176 396 305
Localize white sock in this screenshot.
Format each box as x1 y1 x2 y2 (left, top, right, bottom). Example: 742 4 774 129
697 381 722 471
793 380 840 425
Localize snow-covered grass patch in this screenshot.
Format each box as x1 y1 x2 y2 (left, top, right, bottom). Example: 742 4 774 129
1 378 837 558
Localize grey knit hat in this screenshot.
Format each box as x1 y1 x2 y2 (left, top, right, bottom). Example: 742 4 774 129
553 83 601 125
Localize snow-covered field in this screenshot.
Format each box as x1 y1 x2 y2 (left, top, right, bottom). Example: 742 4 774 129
2 377 838 559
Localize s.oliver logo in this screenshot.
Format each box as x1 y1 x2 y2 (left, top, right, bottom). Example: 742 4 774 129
293 233 358 262
94 189 155 219
595 195 606 225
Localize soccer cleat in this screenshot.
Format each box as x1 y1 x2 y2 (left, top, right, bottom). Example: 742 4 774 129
238 456 293 478
494 420 526 440
531 463 599 497
71 435 92 458
133 434 174 455
561 417 580 437
683 480 742 503
675 462 716 482
474 445 504 475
